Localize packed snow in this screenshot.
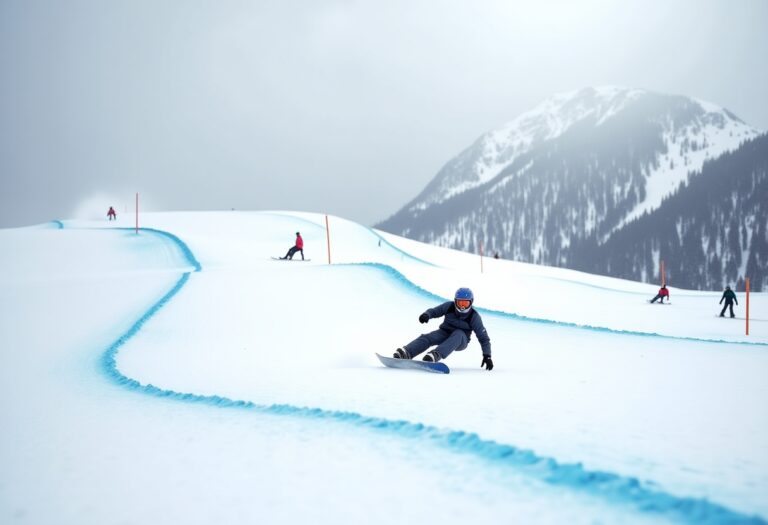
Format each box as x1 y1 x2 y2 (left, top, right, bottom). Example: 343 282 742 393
1 211 766 525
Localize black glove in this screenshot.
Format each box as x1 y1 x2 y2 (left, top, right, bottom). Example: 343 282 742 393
419 313 429 324
481 355 494 371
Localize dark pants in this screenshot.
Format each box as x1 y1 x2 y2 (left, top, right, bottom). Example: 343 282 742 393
404 329 468 360
284 246 304 260
650 294 666 303
720 302 735 318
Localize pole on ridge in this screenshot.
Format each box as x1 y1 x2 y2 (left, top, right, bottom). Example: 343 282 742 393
479 240 484 274
661 259 666 287
325 214 332 265
746 278 750 336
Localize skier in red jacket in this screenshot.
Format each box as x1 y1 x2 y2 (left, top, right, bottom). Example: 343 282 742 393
280 232 304 260
650 284 669 304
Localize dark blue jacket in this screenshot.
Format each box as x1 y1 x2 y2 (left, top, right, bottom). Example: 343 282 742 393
423 302 492 357
720 289 738 305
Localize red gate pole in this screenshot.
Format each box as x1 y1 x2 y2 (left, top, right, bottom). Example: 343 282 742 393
325 214 332 265
135 192 139 234
746 278 750 336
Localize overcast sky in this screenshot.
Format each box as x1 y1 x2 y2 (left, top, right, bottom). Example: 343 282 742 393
1 0 766 228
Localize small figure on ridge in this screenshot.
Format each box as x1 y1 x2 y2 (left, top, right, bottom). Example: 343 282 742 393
107 206 117 221
719 285 738 318
650 284 669 304
280 232 304 260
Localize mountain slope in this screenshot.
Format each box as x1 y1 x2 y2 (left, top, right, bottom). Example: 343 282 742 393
570 133 768 290
376 87 764 290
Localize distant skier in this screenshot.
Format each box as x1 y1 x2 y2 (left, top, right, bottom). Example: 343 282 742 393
719 285 738 318
280 232 304 260
107 206 117 221
393 287 493 370
650 284 670 304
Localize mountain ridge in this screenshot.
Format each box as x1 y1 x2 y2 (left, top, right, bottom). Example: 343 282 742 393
377 87 766 290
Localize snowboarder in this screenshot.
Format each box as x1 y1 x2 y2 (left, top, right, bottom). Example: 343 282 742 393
107 206 117 221
280 232 304 260
719 285 738 318
650 284 670 304
393 287 493 370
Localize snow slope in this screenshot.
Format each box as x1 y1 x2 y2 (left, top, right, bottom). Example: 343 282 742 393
1 211 766 524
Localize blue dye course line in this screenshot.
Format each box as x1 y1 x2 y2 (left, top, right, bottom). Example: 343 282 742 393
121 227 202 272
345 262 768 347
97 227 765 525
362 225 438 267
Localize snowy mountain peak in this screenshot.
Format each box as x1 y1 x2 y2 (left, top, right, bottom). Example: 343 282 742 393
414 87 650 207
405 87 760 212
496 86 646 140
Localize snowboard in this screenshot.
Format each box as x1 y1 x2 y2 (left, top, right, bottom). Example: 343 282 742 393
271 257 311 262
376 353 450 374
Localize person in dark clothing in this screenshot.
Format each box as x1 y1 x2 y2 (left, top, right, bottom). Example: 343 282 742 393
719 286 738 318
107 206 117 221
280 232 304 260
650 284 670 304
393 287 493 370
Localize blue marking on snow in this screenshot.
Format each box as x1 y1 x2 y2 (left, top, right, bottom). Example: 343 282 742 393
364 226 438 267
541 275 657 295
134 228 202 272
538 274 718 299
103 321 766 525
111 227 202 272
105 365 768 525
344 262 768 347
90 225 766 524
51 220 64 229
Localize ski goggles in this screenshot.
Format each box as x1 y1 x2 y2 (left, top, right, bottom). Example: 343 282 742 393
455 299 472 310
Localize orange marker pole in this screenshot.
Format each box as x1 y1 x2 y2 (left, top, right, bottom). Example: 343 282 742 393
325 214 332 265
746 278 750 336
661 259 666 287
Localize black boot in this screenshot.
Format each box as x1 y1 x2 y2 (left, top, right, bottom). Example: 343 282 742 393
393 348 410 359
